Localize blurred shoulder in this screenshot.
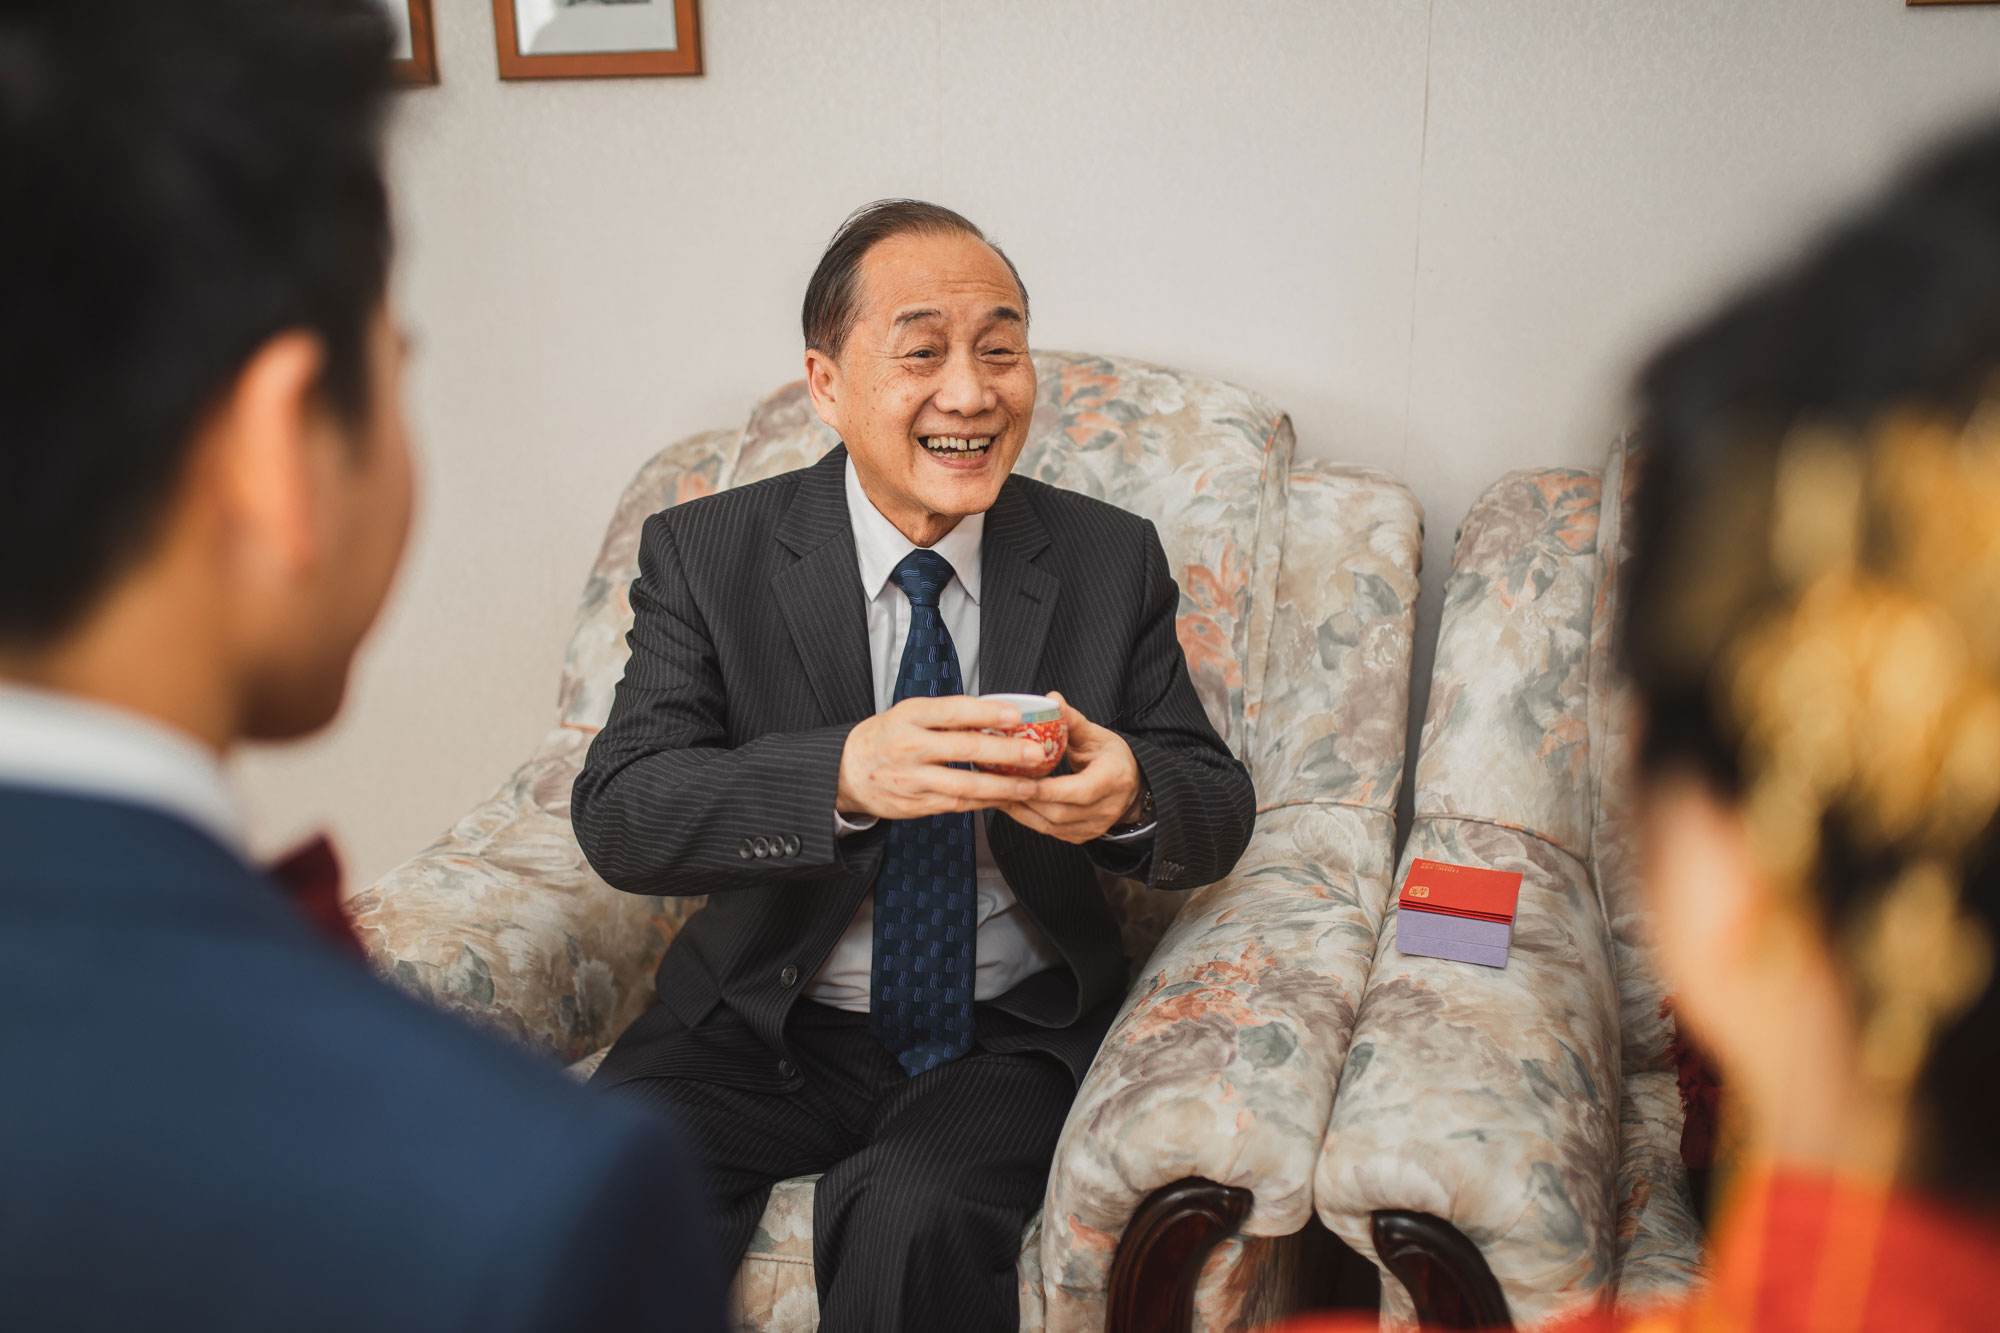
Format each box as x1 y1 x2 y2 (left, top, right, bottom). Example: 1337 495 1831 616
0 908 711 1330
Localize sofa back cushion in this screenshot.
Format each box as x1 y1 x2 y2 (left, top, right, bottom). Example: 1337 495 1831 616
1413 469 1603 861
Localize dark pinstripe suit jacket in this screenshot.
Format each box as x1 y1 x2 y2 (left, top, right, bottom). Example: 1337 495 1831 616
574 445 1255 1089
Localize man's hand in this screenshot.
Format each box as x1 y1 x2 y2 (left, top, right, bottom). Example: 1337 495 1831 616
837 696 1045 822
998 692 1147 844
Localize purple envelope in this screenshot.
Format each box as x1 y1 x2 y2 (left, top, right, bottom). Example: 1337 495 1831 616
1395 905 1512 968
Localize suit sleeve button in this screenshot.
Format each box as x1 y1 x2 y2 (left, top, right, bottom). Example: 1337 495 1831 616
753 837 770 858
776 1059 796 1079
738 839 752 859
780 965 799 987
784 835 801 856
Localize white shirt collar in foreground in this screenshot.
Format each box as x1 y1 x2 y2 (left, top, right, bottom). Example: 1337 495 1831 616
0 682 248 855
844 455 984 604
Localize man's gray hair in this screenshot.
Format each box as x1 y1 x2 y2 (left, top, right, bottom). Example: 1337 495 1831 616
801 199 1030 357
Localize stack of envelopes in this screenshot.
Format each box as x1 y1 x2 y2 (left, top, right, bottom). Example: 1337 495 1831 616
1394 857 1523 968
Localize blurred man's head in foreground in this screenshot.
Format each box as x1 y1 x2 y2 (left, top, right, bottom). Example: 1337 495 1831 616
0 0 410 747
1625 119 2000 1207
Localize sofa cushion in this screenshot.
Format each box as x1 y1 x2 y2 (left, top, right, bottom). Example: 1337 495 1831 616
1414 469 1602 864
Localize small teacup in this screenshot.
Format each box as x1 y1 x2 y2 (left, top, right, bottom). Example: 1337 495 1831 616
976 693 1068 778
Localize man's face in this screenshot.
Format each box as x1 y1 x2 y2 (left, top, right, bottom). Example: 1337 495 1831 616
806 229 1036 544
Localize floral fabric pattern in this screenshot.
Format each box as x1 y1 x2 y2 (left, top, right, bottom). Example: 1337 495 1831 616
349 429 740 1064
561 430 736 734
1413 469 1602 861
352 351 1423 1332
731 1175 820 1333
345 726 672 1064
1314 454 1702 1328
1317 819 1623 1330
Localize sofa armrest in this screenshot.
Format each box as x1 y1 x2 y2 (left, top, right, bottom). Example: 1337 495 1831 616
1026 459 1421 1332
1038 801 1394 1331
346 726 702 1063
1313 818 1622 1329
1610 1068 1704 1312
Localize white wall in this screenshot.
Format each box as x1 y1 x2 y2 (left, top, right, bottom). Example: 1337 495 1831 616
237 0 2000 883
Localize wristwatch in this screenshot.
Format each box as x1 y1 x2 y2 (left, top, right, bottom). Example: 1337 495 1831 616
1107 782 1155 838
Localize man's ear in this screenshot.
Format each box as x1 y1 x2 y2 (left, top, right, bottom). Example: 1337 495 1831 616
209 331 330 583
804 346 843 432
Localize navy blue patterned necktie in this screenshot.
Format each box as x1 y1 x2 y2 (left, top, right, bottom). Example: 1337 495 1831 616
869 548 977 1076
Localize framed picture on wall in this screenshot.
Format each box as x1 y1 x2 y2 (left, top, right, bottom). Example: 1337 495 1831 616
491 0 703 79
381 0 439 86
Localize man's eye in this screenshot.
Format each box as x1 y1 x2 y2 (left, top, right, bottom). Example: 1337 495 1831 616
907 348 938 359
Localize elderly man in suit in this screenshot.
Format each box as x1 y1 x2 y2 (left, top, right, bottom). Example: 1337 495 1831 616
0 2 720 1329
574 199 1257 1330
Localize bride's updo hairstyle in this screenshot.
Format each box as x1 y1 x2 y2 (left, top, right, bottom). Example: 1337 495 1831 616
1622 119 2000 1211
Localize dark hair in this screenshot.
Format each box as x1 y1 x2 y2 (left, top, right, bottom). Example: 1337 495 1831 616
801 199 1029 357
1623 118 2000 1207
0 0 394 649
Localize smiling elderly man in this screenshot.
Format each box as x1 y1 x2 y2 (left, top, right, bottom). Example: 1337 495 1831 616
573 200 1255 1331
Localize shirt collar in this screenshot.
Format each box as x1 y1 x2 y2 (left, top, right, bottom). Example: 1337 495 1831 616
843 455 984 604
0 682 248 855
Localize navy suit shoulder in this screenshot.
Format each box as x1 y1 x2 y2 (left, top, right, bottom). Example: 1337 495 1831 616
0 789 722 1333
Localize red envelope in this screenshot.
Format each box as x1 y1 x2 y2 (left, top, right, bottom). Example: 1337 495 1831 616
1398 858 1522 925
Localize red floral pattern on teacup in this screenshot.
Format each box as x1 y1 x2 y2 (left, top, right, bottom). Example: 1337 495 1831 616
979 718 1068 778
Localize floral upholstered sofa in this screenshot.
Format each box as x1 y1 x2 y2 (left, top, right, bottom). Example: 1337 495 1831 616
345 351 1426 1332
1312 437 1705 1329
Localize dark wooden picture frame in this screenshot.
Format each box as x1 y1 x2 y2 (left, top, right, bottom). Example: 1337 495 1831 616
1908 1 2000 6
491 0 702 80
388 0 439 86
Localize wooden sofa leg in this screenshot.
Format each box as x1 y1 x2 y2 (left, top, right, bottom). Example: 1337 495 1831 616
1369 1210 1513 1330
1105 1177 1254 1333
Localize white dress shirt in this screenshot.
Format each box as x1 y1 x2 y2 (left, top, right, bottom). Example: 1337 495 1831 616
0 682 246 855
804 460 1069 1010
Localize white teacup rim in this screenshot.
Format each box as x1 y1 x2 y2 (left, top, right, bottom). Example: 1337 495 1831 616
979 692 1062 722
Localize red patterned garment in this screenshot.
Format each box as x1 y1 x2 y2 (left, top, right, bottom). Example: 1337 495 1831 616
1272 1168 2000 1333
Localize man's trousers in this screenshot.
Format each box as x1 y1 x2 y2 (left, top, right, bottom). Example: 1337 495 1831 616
612 1000 1076 1333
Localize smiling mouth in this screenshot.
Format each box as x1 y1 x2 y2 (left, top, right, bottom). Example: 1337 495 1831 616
919 435 993 460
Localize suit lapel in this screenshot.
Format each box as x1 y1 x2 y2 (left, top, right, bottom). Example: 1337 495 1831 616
771 446 875 725
977 477 1059 697
977 481 1074 987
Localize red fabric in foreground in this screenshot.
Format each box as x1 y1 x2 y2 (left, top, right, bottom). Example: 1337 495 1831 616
1270 1168 2000 1332
266 833 363 958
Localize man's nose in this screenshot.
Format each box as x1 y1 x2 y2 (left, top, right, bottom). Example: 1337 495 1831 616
931 348 996 416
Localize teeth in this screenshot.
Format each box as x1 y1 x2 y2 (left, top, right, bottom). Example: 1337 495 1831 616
921 436 992 453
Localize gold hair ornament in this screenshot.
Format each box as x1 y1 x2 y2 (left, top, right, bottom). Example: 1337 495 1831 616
1725 410 1998 1090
